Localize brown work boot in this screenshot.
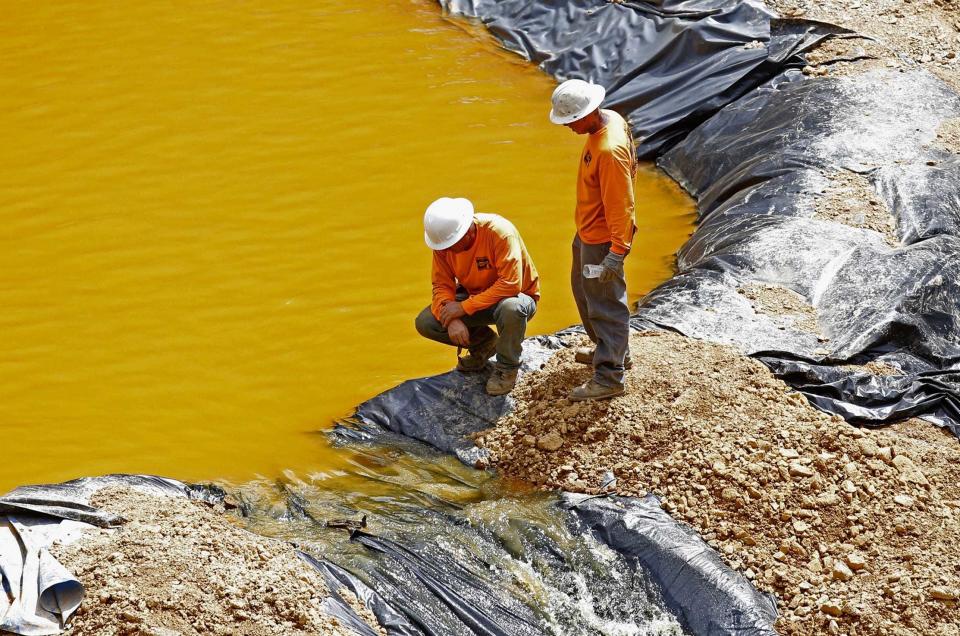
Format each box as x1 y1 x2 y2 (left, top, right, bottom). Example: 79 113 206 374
457 328 498 373
486 366 518 396
573 347 633 369
568 379 625 402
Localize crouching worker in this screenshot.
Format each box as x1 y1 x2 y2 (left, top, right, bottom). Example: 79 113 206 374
415 197 540 396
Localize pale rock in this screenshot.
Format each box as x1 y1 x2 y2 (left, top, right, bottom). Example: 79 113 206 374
780 448 800 459
930 587 959 601
817 492 842 506
892 455 928 485
789 463 815 478
536 432 563 452
857 437 879 457
820 599 844 617
845 552 867 571
832 560 854 581
894 494 915 508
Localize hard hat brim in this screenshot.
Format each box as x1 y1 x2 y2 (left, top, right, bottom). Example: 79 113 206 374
549 83 606 125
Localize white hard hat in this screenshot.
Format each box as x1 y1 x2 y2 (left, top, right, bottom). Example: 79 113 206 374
549 79 606 125
423 197 474 250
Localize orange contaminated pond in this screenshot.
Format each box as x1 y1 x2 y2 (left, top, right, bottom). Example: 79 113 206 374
0 0 694 493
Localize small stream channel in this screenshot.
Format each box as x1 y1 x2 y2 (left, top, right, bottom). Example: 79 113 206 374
233 432 687 635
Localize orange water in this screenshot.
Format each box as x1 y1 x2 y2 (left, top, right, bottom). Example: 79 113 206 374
0 0 694 493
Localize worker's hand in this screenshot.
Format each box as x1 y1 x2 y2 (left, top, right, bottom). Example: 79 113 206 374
447 319 470 347
439 301 467 328
598 251 625 284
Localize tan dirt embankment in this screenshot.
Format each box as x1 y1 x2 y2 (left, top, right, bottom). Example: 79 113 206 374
52 487 383 636
771 0 960 91
474 331 960 636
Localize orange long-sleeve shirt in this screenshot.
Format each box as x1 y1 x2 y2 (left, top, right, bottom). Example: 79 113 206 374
431 213 540 319
575 109 637 255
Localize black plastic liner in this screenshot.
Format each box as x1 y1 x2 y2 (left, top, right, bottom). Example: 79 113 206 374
0 474 221 528
441 0 840 158
226 462 710 636
344 335 566 466
654 67 960 436
565 494 778 636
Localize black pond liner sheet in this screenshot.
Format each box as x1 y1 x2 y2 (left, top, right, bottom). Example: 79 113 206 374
340 332 780 636
653 67 960 437
440 0 846 158
4 474 765 636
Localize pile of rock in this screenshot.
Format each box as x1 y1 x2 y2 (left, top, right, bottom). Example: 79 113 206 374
53 487 383 636
475 331 960 635
769 0 960 91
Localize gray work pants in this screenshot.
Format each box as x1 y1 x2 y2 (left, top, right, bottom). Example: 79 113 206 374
571 235 630 388
415 293 537 370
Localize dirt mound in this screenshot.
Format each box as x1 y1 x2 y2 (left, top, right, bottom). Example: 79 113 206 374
475 331 960 636
52 487 382 636
812 171 899 246
737 282 824 334
769 0 960 92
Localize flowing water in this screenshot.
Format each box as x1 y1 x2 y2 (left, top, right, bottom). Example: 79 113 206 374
0 1 693 496
237 434 687 635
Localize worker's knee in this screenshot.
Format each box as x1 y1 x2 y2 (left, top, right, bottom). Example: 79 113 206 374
496 297 528 325
414 306 439 338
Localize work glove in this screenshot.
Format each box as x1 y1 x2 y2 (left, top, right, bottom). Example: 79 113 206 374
598 251 625 284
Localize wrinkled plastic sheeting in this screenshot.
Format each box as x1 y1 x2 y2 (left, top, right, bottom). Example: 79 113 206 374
876 156 960 244
758 356 960 438
0 519 86 636
341 335 565 465
0 475 223 636
299 553 420 636
439 0 838 158
340 532 546 636
652 67 960 434
566 493 777 636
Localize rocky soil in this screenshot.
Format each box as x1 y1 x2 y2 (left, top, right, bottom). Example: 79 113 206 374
52 487 383 636
475 331 960 636
812 171 899 246
933 116 960 154
737 282 823 334
771 0 960 91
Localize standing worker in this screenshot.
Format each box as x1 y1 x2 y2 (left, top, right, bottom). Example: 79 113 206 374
415 197 540 396
550 79 637 401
